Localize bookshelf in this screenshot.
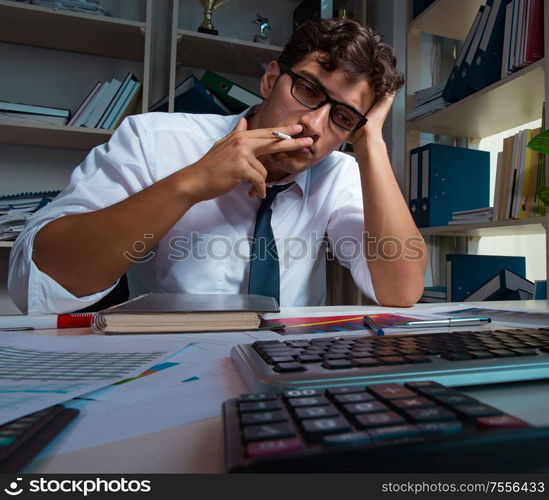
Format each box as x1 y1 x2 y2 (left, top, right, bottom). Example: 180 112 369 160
0 242 14 249
0 0 153 148
406 0 549 286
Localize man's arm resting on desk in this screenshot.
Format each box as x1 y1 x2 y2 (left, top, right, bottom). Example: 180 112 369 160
352 95 427 307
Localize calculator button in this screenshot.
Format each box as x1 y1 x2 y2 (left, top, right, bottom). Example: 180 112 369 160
239 401 283 413
356 411 405 429
417 421 463 435
267 356 295 364
287 396 330 408
333 393 375 404
326 386 366 396
432 393 478 406
238 393 277 402
405 381 448 395
296 354 323 363
284 389 322 398
368 384 417 400
241 411 289 425
368 424 421 442
475 414 531 430
453 404 503 419
405 407 458 423
390 397 436 410
302 418 352 440
247 438 303 459
343 401 389 415
243 423 296 442
323 432 371 447
295 405 340 419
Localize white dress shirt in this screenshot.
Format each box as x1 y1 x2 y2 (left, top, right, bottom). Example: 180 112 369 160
8 111 378 313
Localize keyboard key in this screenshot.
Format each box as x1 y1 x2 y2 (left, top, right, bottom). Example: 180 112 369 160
274 362 306 373
368 424 421 441
489 349 520 358
247 438 303 459
323 354 348 361
343 401 389 415
356 411 405 429
403 355 431 364
295 405 340 419
302 418 352 440
239 401 283 413
333 393 375 404
286 341 311 348
323 432 371 446
287 396 330 408
321 359 354 369
405 407 458 423
475 414 531 430
241 411 289 425
243 423 296 442
405 381 448 395
378 356 408 365
369 383 417 400
440 352 474 361
296 354 323 363
469 351 496 359
511 349 537 356
453 404 503 419
352 357 380 367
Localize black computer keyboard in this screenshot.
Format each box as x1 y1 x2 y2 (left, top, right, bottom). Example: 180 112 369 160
0 406 79 472
223 381 549 472
231 328 549 391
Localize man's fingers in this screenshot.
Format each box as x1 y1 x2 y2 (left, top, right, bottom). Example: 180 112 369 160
245 166 266 200
254 136 313 156
234 117 248 132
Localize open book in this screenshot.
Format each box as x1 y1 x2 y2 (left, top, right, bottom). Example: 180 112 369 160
92 293 281 334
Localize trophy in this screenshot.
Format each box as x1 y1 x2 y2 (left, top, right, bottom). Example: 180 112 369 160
196 0 231 36
252 14 272 44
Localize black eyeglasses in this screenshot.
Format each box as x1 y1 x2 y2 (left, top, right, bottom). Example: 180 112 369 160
278 63 368 132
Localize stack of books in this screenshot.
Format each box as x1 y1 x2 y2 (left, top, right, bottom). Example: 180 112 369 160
449 207 494 225
493 127 545 221
0 191 60 241
443 0 543 104
419 286 447 303
0 100 70 126
406 84 449 121
69 72 141 129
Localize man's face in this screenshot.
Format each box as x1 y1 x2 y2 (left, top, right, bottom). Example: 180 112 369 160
253 52 376 181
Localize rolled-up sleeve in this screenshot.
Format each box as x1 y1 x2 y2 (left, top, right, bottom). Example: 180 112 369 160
8 115 155 313
325 159 379 304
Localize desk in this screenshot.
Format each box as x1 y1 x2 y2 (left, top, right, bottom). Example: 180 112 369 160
20 301 549 473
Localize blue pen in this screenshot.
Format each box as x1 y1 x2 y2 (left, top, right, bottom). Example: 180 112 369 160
362 315 385 336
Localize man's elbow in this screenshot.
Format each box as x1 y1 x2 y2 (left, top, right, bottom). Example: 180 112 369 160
375 283 424 308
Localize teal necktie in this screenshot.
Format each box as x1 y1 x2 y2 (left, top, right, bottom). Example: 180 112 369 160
248 183 294 303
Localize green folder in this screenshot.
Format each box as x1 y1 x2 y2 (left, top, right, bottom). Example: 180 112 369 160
201 71 263 113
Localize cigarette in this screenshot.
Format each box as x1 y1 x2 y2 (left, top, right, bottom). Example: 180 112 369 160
272 131 292 140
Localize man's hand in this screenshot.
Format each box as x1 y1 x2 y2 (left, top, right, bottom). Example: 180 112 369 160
178 118 313 203
348 92 395 144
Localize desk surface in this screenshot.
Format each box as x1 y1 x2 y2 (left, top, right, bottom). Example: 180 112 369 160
20 301 549 473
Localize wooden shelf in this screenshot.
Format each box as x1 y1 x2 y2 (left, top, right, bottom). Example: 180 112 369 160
0 117 113 150
410 0 484 40
0 0 145 60
420 216 548 237
177 29 283 77
0 241 14 248
407 59 545 138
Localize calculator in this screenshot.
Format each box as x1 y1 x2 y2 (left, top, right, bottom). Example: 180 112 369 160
223 381 549 472
0 406 79 472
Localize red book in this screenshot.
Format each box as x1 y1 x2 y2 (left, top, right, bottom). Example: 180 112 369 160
524 0 544 63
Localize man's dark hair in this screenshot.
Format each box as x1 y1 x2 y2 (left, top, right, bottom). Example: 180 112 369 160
278 18 405 102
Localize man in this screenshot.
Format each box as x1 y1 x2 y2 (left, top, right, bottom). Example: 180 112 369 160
9 18 426 314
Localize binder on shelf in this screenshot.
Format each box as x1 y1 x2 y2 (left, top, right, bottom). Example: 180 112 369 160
0 100 70 119
446 254 526 302
416 143 490 228
450 2 492 102
408 147 421 225
466 0 511 92
149 75 229 115
201 71 263 113
68 81 102 126
464 268 535 301
83 79 122 128
103 80 141 130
